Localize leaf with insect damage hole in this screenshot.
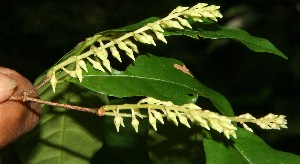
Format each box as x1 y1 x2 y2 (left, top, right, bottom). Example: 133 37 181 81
68 54 234 116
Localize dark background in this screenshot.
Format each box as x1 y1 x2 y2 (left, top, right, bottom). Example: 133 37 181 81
1 0 299 158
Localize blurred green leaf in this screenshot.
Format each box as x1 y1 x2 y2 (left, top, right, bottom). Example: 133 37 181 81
17 82 108 164
68 54 234 116
203 128 300 164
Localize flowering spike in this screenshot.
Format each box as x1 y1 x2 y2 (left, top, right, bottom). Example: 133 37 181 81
47 3 225 88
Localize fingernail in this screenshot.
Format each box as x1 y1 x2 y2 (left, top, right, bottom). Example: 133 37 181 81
0 72 17 92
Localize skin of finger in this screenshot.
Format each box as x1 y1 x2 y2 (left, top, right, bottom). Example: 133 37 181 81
0 67 41 149
0 72 17 103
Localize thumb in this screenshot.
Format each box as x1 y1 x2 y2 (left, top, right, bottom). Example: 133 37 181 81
0 72 18 103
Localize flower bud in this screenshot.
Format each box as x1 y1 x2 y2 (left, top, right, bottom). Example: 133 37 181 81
50 73 57 93
176 17 192 29
139 97 160 104
124 39 139 53
160 101 173 106
264 113 277 119
117 41 135 60
152 110 164 124
223 129 230 139
149 112 157 131
230 130 237 139
194 3 208 9
186 10 201 17
142 32 156 46
270 123 280 130
171 6 189 14
87 57 105 72
78 60 88 72
192 114 209 130
75 64 83 82
238 113 256 120
114 116 121 132
256 121 271 129
133 33 151 44
150 23 164 32
110 46 122 62
242 123 253 132
131 118 139 133
207 112 220 119
91 46 102 59
162 20 184 29
154 32 167 44
177 114 190 128
125 49 135 61
183 103 201 110
102 59 112 72
210 120 223 133
166 110 178 126
62 67 76 78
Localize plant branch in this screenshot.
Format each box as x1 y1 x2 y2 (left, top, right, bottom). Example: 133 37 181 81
9 91 105 116
34 76 50 91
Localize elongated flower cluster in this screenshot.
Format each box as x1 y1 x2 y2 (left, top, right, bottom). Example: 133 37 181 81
102 97 287 139
48 3 223 92
234 113 288 133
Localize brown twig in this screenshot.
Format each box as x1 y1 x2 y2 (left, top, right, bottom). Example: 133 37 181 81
9 92 105 116
34 76 51 91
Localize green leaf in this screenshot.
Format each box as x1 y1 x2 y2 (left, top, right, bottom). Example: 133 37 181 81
164 19 287 59
17 82 108 164
203 128 300 164
68 54 234 116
